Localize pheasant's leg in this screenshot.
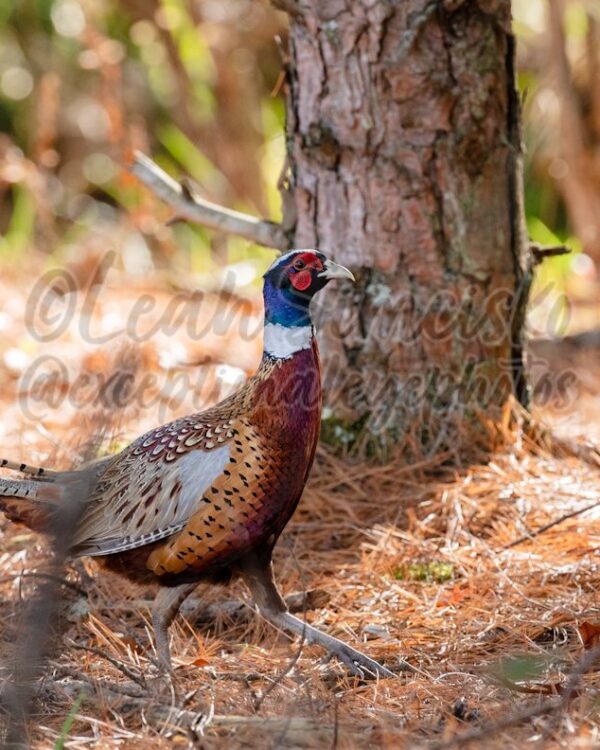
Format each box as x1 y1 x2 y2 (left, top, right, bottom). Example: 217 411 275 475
241 560 396 679
152 582 198 673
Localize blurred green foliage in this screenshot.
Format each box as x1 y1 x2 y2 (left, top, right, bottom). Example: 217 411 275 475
514 0 600 334
490 653 554 685
0 0 286 278
393 561 455 584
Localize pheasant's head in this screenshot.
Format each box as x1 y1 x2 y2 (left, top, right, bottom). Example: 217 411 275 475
263 249 354 329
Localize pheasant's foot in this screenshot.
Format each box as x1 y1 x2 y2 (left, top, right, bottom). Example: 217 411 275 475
242 560 402 681
262 609 397 679
321 640 396 679
151 582 199 680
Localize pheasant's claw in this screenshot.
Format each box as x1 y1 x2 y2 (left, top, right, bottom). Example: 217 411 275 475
329 642 395 680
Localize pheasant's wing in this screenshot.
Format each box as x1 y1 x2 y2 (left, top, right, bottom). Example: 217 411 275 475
145 417 286 576
71 415 238 556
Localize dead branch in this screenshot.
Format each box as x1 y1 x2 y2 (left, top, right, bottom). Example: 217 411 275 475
529 242 571 265
503 499 600 549
52 674 334 741
540 642 600 738
51 665 145 699
130 152 287 250
66 641 146 688
430 700 560 749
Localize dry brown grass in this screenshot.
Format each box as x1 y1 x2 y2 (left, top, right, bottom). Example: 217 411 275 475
2 263 600 748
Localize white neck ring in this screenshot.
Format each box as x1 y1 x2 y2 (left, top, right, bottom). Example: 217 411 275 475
263 322 313 359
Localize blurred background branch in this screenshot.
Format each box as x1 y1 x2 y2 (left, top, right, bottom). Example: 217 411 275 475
131 151 287 248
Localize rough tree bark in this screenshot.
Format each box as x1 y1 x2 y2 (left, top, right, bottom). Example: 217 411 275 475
277 0 529 456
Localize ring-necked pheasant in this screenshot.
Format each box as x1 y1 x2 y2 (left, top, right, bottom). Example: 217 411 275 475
0 249 394 678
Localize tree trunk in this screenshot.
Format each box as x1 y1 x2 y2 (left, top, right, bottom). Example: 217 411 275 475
279 0 528 457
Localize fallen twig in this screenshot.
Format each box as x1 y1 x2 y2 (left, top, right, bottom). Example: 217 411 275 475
51 666 145 699
539 641 600 740
51 673 335 742
430 699 560 749
431 644 600 749
66 641 146 689
503 500 600 549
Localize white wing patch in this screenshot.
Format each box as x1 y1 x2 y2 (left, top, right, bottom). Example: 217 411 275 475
76 444 230 556
177 446 230 513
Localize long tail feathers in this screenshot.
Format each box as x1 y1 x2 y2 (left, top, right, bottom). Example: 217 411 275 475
0 474 61 531
0 477 46 499
0 458 104 537
0 457 58 479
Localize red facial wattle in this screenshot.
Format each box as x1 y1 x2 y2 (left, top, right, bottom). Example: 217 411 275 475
290 269 313 291
288 252 324 292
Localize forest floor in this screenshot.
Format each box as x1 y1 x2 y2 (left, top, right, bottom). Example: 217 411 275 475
1 260 600 749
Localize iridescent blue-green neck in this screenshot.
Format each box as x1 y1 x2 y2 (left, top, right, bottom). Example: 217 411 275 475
263 278 312 328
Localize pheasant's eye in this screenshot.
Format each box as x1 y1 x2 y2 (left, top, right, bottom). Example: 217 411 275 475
293 259 306 270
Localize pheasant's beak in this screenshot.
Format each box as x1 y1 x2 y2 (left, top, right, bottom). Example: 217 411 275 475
318 259 355 282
